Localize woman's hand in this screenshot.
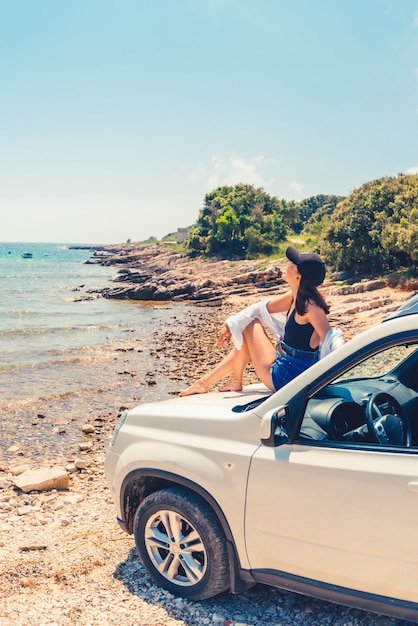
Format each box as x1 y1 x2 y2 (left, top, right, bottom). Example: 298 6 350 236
217 324 231 349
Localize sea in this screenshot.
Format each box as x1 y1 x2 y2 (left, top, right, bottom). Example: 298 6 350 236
0 242 187 459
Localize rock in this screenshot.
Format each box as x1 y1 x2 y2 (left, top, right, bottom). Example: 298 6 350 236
81 423 95 435
78 442 94 452
74 458 89 469
9 464 31 476
63 495 82 505
13 467 70 493
0 477 11 490
332 279 384 295
16 505 34 516
92 244 284 302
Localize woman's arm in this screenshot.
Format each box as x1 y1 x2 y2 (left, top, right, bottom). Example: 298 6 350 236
223 295 289 350
305 302 331 342
266 291 293 315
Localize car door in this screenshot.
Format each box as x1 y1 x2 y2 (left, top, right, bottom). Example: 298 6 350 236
245 436 418 603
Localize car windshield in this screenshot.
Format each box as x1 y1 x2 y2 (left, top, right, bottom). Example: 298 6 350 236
335 344 418 382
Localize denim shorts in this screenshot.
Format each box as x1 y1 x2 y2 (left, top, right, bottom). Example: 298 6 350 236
270 342 319 391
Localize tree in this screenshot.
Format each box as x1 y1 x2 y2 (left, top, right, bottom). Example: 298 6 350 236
376 177 418 266
319 175 418 273
186 183 288 259
292 195 343 234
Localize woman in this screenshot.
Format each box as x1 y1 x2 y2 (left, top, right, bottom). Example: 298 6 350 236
180 246 339 396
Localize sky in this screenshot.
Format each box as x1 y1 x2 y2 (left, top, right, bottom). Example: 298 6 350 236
1 0 418 244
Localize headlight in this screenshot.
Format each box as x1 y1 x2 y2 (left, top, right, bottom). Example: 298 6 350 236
110 409 129 446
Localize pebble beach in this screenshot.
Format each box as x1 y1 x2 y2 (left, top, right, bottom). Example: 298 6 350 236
0 246 416 626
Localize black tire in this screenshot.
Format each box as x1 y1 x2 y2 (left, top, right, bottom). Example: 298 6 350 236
133 486 230 600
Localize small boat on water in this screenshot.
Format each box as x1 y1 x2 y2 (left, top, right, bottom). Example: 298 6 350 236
21 252 33 258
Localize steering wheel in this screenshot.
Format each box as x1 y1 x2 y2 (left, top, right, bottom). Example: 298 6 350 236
365 392 412 446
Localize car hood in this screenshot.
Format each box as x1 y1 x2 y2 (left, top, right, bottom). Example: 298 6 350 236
121 385 271 444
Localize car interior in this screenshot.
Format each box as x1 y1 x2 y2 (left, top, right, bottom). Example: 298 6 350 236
299 342 418 447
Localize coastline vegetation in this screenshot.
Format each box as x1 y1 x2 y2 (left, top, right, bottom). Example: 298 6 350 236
136 173 418 286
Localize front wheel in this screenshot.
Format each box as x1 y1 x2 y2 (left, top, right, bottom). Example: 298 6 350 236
133 487 230 600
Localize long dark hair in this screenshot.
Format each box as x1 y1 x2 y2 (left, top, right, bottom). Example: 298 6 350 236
295 278 330 316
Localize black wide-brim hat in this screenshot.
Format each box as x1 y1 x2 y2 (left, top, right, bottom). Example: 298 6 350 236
286 246 326 287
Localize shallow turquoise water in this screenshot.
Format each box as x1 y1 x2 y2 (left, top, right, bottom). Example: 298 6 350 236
0 242 183 407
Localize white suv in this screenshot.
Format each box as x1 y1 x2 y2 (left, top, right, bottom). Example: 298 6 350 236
105 309 418 622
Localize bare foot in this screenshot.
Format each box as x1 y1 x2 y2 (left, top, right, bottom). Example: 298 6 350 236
218 379 243 392
179 381 209 396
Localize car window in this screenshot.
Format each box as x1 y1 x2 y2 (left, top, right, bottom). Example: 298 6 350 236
298 342 418 449
335 344 418 381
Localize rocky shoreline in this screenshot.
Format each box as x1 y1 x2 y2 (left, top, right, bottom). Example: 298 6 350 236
86 242 416 337
86 243 286 302
84 241 412 304
1 243 416 626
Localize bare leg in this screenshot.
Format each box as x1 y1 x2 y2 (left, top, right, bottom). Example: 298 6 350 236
179 350 236 396
241 320 277 390
180 320 276 396
218 343 250 391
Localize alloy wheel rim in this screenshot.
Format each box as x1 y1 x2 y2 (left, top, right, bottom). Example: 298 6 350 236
144 509 207 586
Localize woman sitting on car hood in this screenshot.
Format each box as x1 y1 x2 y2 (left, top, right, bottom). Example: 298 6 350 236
180 246 343 396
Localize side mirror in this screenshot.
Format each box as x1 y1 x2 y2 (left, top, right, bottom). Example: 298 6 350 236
260 406 289 447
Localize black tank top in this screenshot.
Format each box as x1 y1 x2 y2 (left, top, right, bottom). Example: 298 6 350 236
283 309 316 352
